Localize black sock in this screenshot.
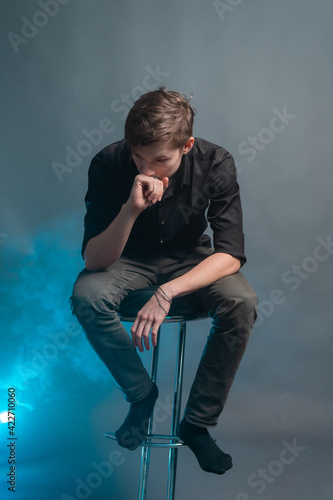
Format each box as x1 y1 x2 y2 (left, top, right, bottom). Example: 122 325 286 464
179 419 233 475
115 383 158 451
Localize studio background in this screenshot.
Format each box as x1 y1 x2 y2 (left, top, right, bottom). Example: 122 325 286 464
1 1 332 499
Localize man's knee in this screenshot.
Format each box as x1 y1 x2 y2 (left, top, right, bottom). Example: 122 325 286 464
213 274 258 327
213 283 258 352
70 272 116 325
238 285 258 326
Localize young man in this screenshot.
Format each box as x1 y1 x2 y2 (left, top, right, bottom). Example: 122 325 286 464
71 88 257 475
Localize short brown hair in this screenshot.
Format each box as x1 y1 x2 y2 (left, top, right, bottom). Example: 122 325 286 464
125 87 195 150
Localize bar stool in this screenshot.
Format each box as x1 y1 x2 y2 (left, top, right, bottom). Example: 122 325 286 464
105 287 208 500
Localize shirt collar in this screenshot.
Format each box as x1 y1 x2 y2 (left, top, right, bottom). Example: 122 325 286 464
180 151 191 187
163 153 192 199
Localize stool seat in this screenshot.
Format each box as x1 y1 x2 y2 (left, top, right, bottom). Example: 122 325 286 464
106 287 209 500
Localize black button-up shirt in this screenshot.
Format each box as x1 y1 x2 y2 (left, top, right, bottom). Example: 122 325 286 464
82 138 246 266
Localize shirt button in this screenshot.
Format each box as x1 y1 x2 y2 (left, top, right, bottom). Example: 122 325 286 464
160 240 164 244
161 220 165 225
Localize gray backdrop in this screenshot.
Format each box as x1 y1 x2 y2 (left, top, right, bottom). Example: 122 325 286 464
1 1 332 499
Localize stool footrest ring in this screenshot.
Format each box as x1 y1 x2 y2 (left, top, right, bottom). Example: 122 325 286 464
105 432 185 448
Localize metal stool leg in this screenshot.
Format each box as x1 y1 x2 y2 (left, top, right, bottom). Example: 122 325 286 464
138 327 161 500
105 306 207 499
166 321 187 500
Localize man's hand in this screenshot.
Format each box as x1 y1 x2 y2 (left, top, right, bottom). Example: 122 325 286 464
128 174 169 212
131 293 171 352
83 174 168 271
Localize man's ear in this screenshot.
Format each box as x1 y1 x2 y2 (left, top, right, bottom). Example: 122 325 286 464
182 137 195 154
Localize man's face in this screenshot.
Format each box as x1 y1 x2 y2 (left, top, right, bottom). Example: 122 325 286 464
131 139 194 180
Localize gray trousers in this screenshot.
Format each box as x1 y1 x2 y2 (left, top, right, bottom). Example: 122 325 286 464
70 247 257 427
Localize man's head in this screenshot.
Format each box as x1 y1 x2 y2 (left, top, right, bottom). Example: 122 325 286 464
125 87 195 150
125 87 195 179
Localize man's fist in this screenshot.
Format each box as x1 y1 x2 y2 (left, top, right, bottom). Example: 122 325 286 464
128 174 169 211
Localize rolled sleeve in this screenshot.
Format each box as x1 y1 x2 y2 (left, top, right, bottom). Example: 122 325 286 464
81 152 119 257
207 152 246 266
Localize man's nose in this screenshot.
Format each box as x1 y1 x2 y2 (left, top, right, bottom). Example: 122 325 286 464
141 164 156 176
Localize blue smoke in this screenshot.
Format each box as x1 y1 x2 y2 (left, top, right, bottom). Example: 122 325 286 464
0 211 111 413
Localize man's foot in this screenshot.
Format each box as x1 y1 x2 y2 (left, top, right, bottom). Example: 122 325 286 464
115 383 158 451
179 419 233 475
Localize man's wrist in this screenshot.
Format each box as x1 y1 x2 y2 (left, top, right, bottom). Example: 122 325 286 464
159 282 179 300
156 287 172 304
153 292 169 315
122 201 144 218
